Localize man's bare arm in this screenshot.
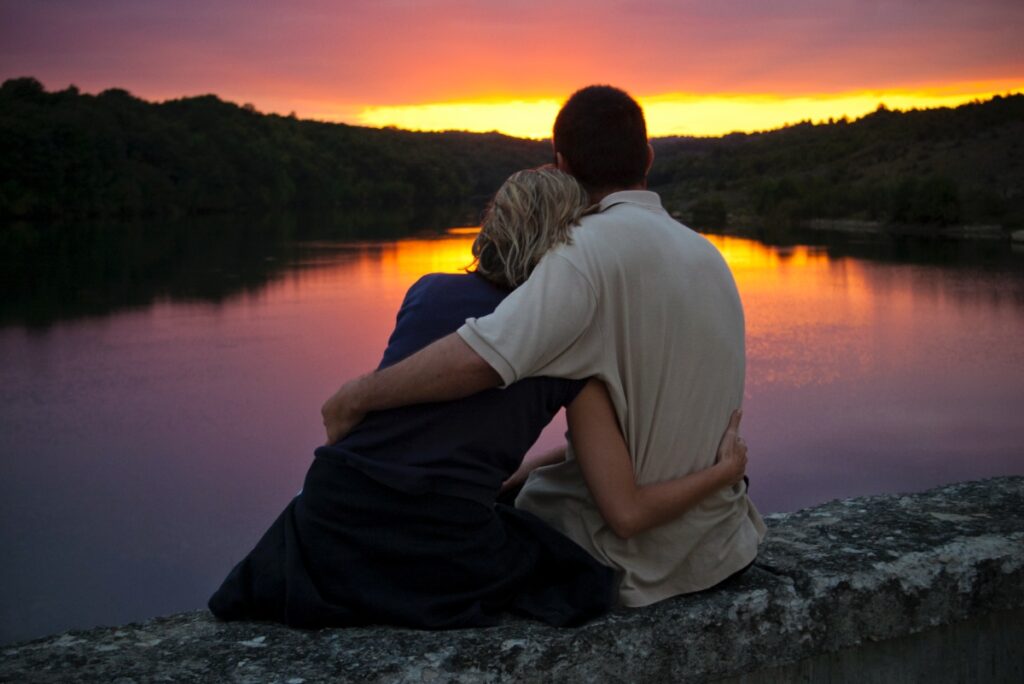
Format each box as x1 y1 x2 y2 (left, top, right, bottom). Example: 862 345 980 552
321 332 501 444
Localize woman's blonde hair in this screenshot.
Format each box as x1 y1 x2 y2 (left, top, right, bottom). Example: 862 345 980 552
471 167 593 289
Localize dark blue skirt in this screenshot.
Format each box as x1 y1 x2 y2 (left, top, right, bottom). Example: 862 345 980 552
209 455 616 629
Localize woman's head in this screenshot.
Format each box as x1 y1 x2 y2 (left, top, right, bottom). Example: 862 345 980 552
472 167 592 289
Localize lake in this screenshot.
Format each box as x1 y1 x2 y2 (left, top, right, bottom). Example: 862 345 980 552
1 222 1022 644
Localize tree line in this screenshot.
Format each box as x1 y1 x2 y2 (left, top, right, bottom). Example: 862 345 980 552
0 77 549 223
2 77 1022 231
650 96 1024 231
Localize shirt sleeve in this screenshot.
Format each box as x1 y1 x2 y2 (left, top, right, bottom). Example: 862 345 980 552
378 275 432 369
457 252 597 386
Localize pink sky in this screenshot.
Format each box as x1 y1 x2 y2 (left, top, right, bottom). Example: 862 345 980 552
2 0 1022 133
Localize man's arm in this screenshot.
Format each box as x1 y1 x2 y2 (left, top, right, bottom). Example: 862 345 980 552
321 332 501 444
323 251 597 444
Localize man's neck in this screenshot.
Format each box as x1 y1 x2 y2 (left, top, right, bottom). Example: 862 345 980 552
590 181 648 205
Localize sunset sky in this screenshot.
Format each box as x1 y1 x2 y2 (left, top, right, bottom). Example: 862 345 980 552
1 0 1022 137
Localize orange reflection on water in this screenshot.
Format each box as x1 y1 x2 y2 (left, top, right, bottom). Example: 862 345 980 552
381 234 478 282
277 234 478 302
279 232 945 399
707 235 876 391
709 235 831 272
283 233 870 392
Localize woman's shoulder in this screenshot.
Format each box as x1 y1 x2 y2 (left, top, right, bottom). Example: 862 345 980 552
402 272 507 313
407 272 503 297
381 273 508 369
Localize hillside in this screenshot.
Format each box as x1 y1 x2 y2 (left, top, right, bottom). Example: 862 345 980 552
0 77 548 223
2 77 1022 231
649 95 1024 231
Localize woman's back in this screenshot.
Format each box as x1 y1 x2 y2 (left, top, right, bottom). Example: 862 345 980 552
317 272 583 505
210 272 613 630
211 169 617 629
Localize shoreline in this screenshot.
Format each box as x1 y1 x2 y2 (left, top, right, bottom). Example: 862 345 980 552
802 218 1009 240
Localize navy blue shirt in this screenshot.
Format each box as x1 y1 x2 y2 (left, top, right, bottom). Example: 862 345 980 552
315 273 585 505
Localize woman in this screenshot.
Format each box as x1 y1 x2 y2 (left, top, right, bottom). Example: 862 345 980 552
209 168 748 629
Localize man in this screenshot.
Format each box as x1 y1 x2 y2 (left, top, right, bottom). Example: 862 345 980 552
322 85 765 606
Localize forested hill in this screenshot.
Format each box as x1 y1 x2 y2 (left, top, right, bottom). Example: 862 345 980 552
649 94 1024 230
0 77 549 222
2 76 1022 230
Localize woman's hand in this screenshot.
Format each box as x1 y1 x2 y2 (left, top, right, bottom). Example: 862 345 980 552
568 383 751 539
714 409 748 486
500 446 567 494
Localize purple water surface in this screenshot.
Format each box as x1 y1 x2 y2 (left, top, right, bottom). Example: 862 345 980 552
1 232 1022 644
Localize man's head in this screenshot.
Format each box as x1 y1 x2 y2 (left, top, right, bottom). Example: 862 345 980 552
553 85 652 195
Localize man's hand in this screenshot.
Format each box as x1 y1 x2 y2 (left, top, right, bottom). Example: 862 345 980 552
714 409 748 486
321 375 368 445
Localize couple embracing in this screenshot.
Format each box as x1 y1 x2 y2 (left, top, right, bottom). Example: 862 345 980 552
209 85 766 628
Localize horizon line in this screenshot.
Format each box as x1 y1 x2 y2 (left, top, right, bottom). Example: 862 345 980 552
7 75 1023 141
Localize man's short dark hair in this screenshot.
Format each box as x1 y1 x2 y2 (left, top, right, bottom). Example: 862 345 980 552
553 85 649 191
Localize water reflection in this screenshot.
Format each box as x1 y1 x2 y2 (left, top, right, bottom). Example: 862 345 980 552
6 211 1021 330
0 208 473 328
706 234 1024 513
0 225 1022 645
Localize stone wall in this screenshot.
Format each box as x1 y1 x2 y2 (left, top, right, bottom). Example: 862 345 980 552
3 476 1022 683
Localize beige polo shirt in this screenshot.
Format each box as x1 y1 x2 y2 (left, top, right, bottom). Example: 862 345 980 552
457 190 766 607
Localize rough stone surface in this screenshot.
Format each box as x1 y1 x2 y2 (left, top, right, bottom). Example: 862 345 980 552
2 477 1022 683
718 608 1024 683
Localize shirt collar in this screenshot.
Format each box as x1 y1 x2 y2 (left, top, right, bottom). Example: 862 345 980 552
597 190 663 212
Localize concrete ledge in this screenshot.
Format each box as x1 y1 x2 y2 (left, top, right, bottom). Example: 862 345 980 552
3 477 1022 683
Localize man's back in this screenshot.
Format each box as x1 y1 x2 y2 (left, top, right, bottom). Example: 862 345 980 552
459 190 765 606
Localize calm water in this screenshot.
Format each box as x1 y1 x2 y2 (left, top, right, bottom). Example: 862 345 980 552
1 225 1023 644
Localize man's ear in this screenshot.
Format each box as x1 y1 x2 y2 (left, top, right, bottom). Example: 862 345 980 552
645 143 655 176
555 152 572 174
